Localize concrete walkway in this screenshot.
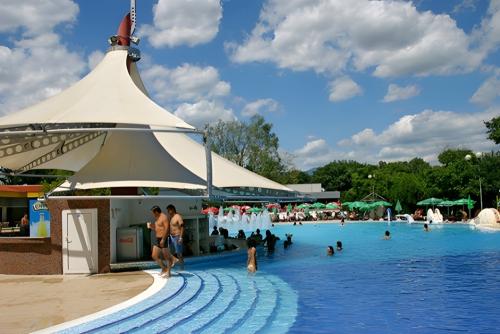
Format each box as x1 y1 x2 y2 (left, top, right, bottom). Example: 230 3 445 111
0 271 152 334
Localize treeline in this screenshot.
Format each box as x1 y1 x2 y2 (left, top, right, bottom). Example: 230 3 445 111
206 116 500 213
282 150 500 213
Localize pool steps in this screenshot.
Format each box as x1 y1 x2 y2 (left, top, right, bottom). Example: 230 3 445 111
56 268 297 334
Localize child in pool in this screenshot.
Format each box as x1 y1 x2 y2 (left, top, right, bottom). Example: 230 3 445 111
247 238 257 273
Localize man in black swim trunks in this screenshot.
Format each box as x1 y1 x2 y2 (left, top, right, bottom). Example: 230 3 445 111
148 206 174 277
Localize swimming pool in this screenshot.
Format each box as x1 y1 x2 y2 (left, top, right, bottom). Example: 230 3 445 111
49 222 500 333
268 222 500 334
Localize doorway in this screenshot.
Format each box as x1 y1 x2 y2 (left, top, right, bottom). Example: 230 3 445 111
62 209 98 274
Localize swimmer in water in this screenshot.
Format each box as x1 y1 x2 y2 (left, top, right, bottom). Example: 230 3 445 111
247 238 257 273
327 245 334 256
383 230 391 240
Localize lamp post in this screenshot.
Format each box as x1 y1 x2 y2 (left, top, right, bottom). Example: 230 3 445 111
465 152 483 210
368 174 375 199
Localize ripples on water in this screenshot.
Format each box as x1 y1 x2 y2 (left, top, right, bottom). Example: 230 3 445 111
261 223 500 334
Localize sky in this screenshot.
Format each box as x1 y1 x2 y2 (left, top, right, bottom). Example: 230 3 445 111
0 0 499 171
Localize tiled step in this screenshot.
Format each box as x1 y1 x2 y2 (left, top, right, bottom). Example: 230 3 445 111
176 271 239 333
197 272 257 334
131 272 221 333
113 272 203 333
57 272 186 334
258 274 299 334
55 268 298 334
230 274 277 334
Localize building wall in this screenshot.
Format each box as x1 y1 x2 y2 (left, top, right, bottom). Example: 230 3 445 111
286 183 323 193
0 199 110 275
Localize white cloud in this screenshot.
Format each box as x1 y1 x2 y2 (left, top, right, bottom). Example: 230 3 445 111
242 98 279 117
292 108 498 169
0 0 78 36
383 83 421 102
87 50 104 70
453 0 477 14
472 0 500 55
293 138 338 170
0 13 86 115
229 0 483 77
141 0 222 48
329 77 362 102
141 63 230 104
174 100 236 128
470 74 500 106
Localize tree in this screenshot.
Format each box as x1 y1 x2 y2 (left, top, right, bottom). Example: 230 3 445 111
205 115 289 183
437 148 473 166
485 116 500 144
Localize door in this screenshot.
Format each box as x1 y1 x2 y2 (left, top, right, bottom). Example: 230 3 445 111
62 209 98 274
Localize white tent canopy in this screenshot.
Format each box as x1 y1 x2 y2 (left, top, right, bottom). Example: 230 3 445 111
0 48 193 130
0 46 293 194
154 131 292 192
56 129 206 191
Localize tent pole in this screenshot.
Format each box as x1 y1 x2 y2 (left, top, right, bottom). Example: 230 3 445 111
203 133 213 200
0 127 204 137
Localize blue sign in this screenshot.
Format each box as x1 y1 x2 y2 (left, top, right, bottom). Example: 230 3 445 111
29 199 50 238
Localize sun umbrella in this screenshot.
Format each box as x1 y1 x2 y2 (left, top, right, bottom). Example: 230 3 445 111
453 198 475 206
247 207 262 213
373 200 392 207
297 203 311 209
241 205 251 210
223 207 233 212
395 200 402 213
417 198 443 206
311 202 326 209
266 203 280 209
438 200 455 207
326 203 339 210
437 200 454 215
201 207 219 215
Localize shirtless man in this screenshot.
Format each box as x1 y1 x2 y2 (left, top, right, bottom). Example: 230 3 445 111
167 204 184 268
149 206 173 277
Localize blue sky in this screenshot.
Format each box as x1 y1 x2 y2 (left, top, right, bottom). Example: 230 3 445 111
0 0 499 170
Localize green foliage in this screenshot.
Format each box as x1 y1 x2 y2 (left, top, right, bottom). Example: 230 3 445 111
302 151 500 212
438 148 473 166
205 115 288 183
485 116 500 144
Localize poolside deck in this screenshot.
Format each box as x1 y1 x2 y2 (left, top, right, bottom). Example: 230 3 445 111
0 271 152 334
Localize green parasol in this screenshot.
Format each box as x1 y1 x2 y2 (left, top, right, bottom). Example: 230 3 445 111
247 207 262 213
372 200 392 207
297 203 310 209
417 198 443 206
395 200 402 212
326 203 339 210
438 200 455 207
223 207 233 212
453 198 475 206
310 202 326 209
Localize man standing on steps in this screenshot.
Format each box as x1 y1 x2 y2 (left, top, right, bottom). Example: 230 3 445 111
148 206 173 277
167 204 184 269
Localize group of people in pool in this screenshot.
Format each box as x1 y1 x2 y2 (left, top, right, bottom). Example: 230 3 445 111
327 241 343 256
382 224 431 241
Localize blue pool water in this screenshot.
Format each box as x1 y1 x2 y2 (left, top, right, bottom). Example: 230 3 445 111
58 222 500 334
268 223 500 334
